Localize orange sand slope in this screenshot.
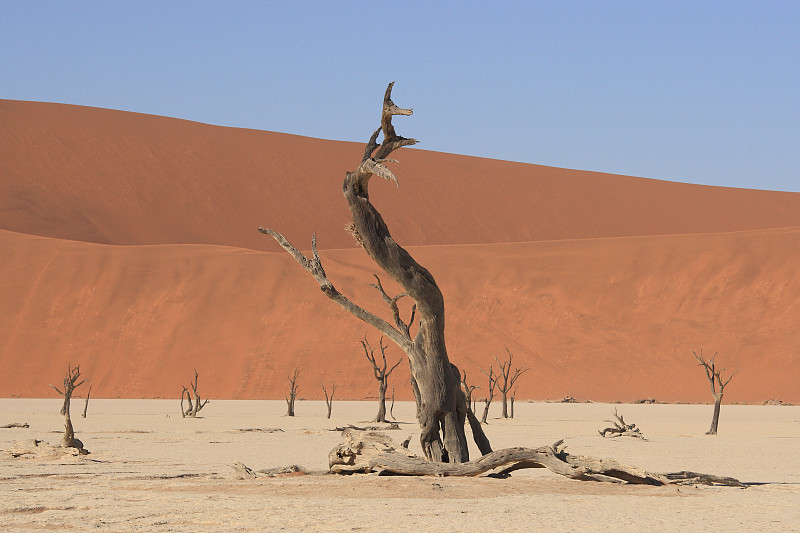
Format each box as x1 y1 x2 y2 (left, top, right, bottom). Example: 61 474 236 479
2 100 799 403
4 99 800 251
2 226 798 403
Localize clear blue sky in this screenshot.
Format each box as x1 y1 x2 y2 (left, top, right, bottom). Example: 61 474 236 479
2 1 798 192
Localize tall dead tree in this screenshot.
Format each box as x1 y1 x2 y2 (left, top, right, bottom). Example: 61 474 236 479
285 368 300 417
362 337 402 423
479 366 499 424
180 369 209 418
260 83 491 462
495 347 528 419
694 350 738 435
322 380 336 419
49 363 87 451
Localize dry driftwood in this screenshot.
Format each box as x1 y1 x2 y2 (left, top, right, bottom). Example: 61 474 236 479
330 423 400 432
4 439 88 458
327 429 745 487
599 409 646 440
232 462 307 479
1 422 29 429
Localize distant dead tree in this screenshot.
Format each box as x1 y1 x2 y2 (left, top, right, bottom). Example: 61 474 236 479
479 366 499 424
49 363 87 452
260 83 492 462
285 368 300 417
181 369 209 418
389 386 396 421
81 381 92 418
495 347 528 418
694 350 738 435
322 380 336 419
361 337 402 423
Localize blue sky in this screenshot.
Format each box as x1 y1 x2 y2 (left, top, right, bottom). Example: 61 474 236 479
2 1 798 192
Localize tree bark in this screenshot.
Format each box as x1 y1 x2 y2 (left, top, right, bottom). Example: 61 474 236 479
707 394 722 435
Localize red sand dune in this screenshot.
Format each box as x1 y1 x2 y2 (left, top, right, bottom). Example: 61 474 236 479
1 100 799 403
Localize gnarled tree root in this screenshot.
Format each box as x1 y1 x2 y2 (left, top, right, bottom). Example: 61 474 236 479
328 429 745 487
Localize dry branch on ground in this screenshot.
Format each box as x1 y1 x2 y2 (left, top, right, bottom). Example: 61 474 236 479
326 430 745 487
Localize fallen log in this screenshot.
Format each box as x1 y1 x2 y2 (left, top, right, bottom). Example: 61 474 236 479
327 429 745 487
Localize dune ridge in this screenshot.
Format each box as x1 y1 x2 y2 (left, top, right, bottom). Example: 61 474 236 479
4 99 800 251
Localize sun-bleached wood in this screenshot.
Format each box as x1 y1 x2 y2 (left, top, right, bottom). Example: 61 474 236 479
328 429 745 487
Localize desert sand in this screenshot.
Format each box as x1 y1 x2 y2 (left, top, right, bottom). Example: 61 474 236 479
2 399 799 532
1 104 799 405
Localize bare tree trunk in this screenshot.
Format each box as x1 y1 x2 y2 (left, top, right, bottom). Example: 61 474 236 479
81 383 92 418
481 399 491 424
322 380 336 419
510 395 515 419
707 394 722 435
389 386 396 421
375 381 388 423
260 83 491 462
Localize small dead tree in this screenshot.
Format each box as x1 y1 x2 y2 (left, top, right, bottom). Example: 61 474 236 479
389 386 396 421
285 368 300 417
362 337 402 423
599 408 646 439
180 369 209 418
81 381 92 418
479 366 499 424
694 350 738 435
49 363 87 451
495 347 528 419
322 380 336 419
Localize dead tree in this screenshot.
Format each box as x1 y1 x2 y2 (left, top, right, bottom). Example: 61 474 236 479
81 381 92 418
260 83 491 462
361 337 402 423
389 386 396 421
495 347 528 418
479 366 499 424
49 363 87 452
694 350 738 435
285 368 300 417
322 380 336 419
598 408 646 439
180 369 209 418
